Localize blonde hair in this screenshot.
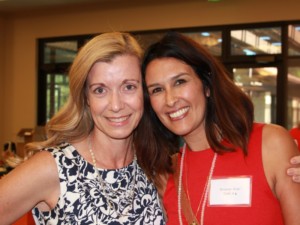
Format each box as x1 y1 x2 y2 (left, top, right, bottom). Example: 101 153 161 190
27 32 143 151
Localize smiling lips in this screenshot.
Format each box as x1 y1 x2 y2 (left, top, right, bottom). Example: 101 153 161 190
169 107 189 119
107 115 130 123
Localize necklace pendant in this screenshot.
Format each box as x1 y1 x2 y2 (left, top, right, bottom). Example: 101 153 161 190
190 221 198 225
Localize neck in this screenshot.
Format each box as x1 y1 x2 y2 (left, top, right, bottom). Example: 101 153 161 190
183 136 210 152
88 132 134 169
183 126 210 151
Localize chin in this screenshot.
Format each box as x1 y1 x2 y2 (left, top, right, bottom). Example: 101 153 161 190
109 132 132 140
171 128 192 137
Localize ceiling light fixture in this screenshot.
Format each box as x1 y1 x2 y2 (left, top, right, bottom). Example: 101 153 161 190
260 36 271 40
201 32 211 37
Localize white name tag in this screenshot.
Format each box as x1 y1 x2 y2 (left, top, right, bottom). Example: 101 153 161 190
209 176 252 206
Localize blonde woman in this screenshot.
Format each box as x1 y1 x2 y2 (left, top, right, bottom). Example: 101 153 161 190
0 32 166 225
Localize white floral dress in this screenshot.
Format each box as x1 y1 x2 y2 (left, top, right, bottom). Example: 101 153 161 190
32 142 165 225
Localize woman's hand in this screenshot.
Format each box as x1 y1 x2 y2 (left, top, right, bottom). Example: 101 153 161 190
287 155 300 183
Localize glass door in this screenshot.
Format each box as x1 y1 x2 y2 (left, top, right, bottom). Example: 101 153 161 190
46 73 69 122
287 64 300 129
232 66 278 124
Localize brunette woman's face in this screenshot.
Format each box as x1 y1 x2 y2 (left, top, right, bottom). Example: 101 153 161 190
87 54 143 140
145 57 208 139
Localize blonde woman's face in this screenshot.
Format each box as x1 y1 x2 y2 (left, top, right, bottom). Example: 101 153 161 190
87 54 143 140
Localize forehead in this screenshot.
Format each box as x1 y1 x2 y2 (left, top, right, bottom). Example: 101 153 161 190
145 57 195 82
88 54 141 83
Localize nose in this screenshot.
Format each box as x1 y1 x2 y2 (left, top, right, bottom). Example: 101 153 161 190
110 91 124 112
165 88 178 107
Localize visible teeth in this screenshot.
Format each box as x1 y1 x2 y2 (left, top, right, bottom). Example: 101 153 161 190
169 107 189 118
109 116 128 123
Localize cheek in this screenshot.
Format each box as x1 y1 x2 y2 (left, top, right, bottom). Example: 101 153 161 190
135 98 144 115
191 92 207 114
188 82 207 103
88 98 105 114
128 93 144 112
88 104 100 116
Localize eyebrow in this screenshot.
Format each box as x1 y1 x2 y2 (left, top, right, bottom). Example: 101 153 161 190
88 83 104 89
147 83 159 89
123 79 140 83
146 73 187 88
89 79 140 88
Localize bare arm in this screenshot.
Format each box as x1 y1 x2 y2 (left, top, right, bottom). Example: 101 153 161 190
0 151 60 225
262 124 300 225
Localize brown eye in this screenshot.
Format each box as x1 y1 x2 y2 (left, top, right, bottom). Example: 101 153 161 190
175 79 186 86
94 87 105 94
149 87 163 95
124 84 136 91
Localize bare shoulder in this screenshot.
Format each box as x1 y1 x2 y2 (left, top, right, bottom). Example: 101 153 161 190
29 150 57 170
262 123 298 176
262 123 297 154
263 123 287 140
261 123 297 193
262 124 300 224
0 150 59 224
12 150 58 180
2 150 57 183
1 150 59 197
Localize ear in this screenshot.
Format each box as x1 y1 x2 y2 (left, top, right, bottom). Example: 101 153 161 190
205 88 210 97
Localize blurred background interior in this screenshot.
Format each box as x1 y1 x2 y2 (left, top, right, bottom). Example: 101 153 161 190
0 0 300 168
0 1 300 224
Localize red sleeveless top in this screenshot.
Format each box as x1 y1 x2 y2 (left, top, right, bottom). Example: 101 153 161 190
163 123 284 225
289 127 300 151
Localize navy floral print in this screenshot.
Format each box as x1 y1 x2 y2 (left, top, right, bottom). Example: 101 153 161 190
32 142 165 225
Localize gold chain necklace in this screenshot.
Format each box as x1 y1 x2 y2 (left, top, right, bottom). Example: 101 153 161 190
178 144 217 225
88 135 137 218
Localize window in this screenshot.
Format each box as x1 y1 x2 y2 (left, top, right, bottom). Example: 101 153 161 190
233 67 277 124
288 24 300 56
38 37 90 124
44 41 78 63
287 64 300 128
183 31 222 56
37 21 300 128
46 73 69 120
231 27 281 55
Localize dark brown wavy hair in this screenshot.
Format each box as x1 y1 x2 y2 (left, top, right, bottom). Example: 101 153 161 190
140 31 254 162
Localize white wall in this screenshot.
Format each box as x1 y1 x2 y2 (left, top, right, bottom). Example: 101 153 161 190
1 0 300 146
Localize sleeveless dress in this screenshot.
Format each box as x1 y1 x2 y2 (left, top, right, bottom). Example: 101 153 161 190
32 142 165 225
289 127 300 151
163 123 284 225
